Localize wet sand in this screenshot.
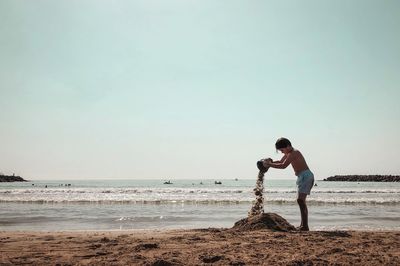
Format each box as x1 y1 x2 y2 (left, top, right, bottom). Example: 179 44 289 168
1 229 399 265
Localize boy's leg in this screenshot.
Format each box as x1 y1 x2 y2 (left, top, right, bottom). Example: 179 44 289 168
297 193 309 231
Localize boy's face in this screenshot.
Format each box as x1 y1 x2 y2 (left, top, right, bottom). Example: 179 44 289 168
278 147 292 154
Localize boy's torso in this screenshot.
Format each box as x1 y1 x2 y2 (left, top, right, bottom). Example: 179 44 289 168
290 149 309 176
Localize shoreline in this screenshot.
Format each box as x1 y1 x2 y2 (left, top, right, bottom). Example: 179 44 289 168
2 226 400 233
1 228 399 265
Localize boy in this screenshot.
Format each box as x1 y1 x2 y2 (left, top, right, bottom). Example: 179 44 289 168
262 137 314 231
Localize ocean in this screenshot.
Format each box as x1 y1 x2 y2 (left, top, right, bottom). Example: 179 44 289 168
0 178 399 231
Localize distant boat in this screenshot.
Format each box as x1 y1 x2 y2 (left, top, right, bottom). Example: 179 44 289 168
235 178 238 181
214 181 222 185
164 181 173 185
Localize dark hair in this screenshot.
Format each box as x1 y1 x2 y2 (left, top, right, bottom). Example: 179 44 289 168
275 137 292 150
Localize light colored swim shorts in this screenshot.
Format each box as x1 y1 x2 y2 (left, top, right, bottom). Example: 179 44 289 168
296 169 314 195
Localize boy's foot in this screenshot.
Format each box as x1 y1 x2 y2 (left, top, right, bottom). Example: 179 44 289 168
296 226 309 231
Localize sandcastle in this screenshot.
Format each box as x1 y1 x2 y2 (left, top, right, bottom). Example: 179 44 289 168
232 159 296 231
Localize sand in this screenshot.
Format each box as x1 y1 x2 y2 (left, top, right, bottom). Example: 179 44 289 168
1 228 399 265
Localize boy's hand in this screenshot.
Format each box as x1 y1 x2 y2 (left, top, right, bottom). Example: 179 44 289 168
257 158 272 172
262 158 272 168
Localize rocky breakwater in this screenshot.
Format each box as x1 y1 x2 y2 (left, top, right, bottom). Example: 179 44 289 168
324 175 400 182
0 174 27 182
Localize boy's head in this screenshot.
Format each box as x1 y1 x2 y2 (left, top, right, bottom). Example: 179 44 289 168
275 137 292 153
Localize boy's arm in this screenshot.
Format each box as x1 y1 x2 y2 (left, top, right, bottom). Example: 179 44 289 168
274 155 287 164
263 155 286 163
267 153 294 169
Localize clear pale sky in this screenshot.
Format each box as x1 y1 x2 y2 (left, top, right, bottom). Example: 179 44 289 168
1 0 399 180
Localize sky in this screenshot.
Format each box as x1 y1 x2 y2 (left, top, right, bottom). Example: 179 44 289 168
1 0 399 180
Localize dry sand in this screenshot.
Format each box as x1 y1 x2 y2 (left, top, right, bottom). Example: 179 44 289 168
1 228 399 265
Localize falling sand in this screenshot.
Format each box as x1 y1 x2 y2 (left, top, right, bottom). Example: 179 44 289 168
248 162 268 217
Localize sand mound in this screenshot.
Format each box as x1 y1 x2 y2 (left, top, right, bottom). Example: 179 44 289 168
232 213 296 232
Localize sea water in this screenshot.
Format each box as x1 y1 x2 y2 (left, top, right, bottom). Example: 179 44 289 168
0 178 399 231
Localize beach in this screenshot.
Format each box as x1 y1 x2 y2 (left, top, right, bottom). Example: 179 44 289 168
1 179 400 265
1 228 399 265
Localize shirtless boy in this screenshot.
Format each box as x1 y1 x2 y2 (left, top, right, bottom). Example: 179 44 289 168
263 137 314 231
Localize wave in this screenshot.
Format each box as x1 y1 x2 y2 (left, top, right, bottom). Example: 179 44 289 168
1 187 399 206
1 188 399 194
1 198 399 205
